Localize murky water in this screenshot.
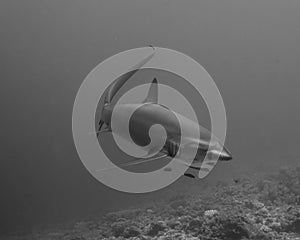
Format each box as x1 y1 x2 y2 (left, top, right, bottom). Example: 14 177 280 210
1 0 300 236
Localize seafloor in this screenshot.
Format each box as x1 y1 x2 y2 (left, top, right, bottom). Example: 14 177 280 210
4 165 300 240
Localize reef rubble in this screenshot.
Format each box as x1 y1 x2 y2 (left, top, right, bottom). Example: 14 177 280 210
3 165 300 240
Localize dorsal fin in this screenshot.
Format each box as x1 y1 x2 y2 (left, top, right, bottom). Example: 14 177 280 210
143 78 158 103
105 47 155 104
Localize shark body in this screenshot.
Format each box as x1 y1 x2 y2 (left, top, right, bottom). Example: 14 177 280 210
97 48 232 178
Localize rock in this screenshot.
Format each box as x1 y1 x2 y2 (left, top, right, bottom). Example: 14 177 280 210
244 200 255 210
146 221 167 236
214 215 250 240
256 207 269 218
146 208 155 214
140 235 151 240
253 231 273 240
116 217 127 222
187 219 202 231
111 221 126 237
294 219 300 233
204 209 219 217
253 200 265 209
175 205 186 216
269 221 281 231
287 218 300 233
245 199 265 210
123 226 141 238
178 215 192 223
167 220 181 229
260 225 272 233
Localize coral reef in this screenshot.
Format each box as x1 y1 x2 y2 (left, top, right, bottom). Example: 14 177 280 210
2 165 300 240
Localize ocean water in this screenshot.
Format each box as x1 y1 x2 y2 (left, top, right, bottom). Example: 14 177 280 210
1 0 300 239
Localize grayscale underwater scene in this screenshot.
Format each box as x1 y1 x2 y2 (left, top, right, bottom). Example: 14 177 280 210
1 1 300 240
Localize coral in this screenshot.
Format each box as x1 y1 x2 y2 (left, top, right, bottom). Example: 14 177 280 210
146 221 167 236
123 226 141 238
186 219 202 231
204 209 219 217
166 219 181 229
199 213 250 240
9 164 300 240
285 218 300 233
111 221 127 237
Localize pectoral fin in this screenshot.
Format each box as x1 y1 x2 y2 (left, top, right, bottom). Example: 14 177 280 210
96 152 168 172
169 158 217 178
96 121 111 137
184 173 195 178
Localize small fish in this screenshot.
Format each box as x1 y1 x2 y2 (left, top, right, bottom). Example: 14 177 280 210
233 178 239 184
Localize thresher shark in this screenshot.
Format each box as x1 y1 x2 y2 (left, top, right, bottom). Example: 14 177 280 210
96 48 232 178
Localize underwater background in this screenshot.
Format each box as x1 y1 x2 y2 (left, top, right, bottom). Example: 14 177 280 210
1 0 300 239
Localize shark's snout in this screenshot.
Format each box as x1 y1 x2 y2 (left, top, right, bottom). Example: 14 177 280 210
206 147 233 161
218 147 233 161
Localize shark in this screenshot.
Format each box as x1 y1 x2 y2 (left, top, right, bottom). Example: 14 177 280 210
96 48 232 178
